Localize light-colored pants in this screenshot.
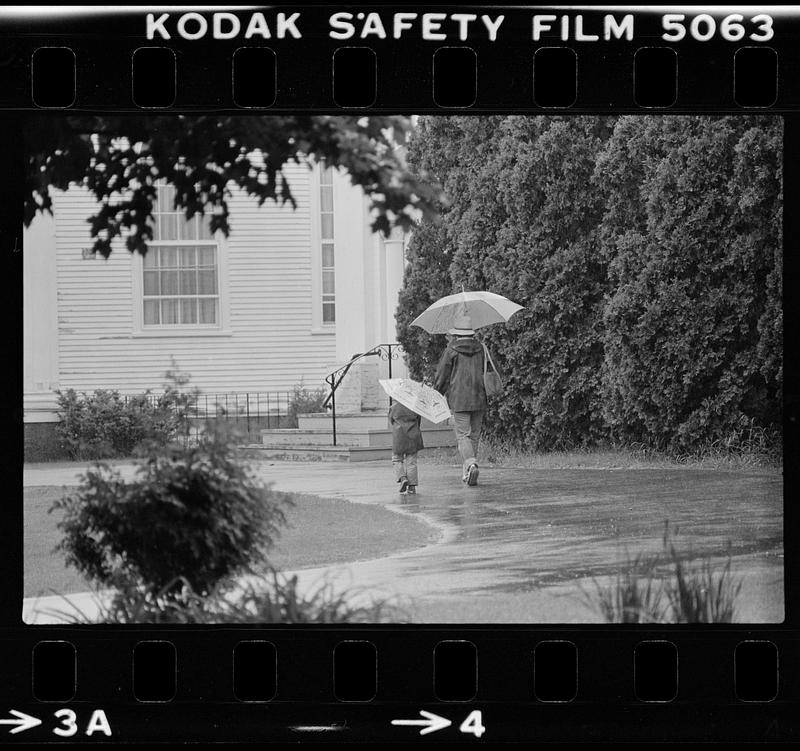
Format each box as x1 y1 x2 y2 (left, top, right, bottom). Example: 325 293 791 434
453 410 485 476
392 451 418 486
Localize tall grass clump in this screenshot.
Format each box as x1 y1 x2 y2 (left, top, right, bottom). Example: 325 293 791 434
50 569 408 625
582 552 668 624
44 570 408 626
660 529 743 623
580 522 744 623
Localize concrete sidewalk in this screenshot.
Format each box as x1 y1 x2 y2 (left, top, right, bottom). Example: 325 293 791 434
23 459 784 624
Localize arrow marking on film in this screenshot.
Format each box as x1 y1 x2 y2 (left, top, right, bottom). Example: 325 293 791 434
391 710 451 736
0 710 42 734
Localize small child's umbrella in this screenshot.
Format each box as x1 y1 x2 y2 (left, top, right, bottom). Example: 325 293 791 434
379 378 451 424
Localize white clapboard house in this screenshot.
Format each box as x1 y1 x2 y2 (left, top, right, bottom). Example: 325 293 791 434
24 160 454 460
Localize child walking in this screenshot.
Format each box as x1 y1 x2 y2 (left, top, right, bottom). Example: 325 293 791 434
389 400 424 494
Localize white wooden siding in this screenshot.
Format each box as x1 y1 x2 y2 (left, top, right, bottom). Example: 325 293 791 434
51 164 336 396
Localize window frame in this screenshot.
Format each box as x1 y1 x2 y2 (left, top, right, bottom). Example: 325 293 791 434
309 162 337 334
131 186 230 337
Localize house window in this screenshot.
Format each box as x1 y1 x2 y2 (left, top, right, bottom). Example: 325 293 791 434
319 165 336 324
143 184 219 327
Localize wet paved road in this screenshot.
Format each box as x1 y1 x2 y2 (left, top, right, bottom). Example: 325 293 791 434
23 459 783 623
251 460 783 623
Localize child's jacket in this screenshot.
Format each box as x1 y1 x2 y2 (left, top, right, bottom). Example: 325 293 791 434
389 401 424 454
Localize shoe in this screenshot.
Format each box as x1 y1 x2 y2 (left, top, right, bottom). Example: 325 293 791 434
399 479 409 494
407 485 416 494
466 463 479 486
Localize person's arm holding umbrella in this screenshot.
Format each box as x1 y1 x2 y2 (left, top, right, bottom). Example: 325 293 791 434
434 345 455 397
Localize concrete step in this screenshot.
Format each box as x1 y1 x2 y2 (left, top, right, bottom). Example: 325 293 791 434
298 411 452 431
250 445 392 462
260 426 456 449
298 411 385 431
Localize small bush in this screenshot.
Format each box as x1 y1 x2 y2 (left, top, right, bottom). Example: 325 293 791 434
580 522 743 623
55 367 199 460
286 380 328 427
51 419 292 599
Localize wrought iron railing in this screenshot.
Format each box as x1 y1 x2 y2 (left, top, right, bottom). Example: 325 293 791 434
323 343 403 446
122 390 295 443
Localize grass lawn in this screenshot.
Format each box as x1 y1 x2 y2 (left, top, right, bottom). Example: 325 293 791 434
422 445 781 472
24 486 437 598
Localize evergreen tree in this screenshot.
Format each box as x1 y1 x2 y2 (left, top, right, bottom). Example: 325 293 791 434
397 115 782 452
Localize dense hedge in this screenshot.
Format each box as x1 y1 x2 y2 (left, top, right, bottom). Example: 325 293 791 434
396 116 782 452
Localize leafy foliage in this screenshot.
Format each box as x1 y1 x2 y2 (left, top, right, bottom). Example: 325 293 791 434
597 116 783 450
51 420 292 598
55 367 199 460
397 116 782 452
286 380 328 427
26 115 442 257
395 219 452 382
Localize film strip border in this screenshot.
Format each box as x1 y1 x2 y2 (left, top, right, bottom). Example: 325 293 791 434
0 7 798 110
0 632 796 741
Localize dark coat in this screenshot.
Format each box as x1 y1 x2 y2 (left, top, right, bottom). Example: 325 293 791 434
434 337 487 412
390 401 424 454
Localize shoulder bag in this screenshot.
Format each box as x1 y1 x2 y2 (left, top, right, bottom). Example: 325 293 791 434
481 342 504 399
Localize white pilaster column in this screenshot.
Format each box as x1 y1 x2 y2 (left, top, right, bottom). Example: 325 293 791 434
383 228 408 379
24 212 60 421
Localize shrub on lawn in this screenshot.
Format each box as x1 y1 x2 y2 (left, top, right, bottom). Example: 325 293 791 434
55 367 199 460
580 522 743 623
286 380 328 427
51 418 292 600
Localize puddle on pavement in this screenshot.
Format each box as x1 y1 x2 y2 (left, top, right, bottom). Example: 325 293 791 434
386 468 782 589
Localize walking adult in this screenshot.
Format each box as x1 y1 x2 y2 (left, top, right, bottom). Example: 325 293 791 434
434 313 487 486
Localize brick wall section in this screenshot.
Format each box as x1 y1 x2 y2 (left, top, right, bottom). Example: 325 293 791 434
359 361 382 411
333 361 384 414
24 423 69 462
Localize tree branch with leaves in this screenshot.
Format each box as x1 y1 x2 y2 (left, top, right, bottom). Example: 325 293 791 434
25 115 442 258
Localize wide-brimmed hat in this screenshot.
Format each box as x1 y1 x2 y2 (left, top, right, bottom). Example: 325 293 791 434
449 313 475 336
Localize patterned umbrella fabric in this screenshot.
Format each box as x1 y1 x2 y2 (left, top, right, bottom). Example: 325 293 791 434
410 290 523 334
379 378 452 424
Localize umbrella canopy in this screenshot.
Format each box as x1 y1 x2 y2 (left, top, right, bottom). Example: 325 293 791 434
379 378 451 424
410 290 523 334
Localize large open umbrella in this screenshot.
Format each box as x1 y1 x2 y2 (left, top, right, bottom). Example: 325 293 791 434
410 290 523 334
379 378 451 424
